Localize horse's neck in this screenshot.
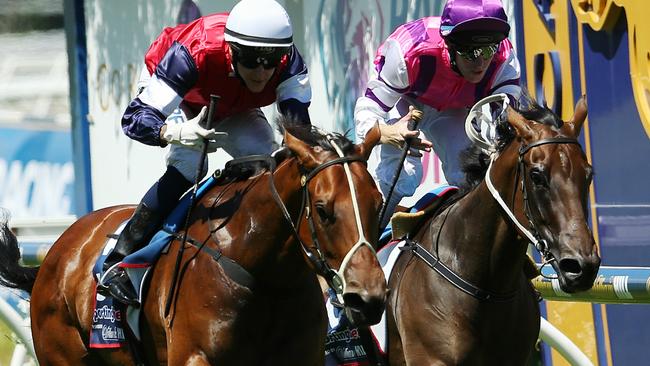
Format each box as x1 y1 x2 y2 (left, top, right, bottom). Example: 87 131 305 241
228 159 315 287
439 170 529 293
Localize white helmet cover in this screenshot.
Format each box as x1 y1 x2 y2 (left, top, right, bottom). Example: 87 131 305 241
224 0 293 47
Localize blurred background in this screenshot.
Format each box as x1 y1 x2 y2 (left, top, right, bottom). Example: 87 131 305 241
0 1 67 364
0 0 649 365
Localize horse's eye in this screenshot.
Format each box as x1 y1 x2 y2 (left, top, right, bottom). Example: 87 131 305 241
529 168 548 187
315 203 334 223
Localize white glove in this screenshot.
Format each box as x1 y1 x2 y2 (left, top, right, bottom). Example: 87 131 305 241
162 107 220 151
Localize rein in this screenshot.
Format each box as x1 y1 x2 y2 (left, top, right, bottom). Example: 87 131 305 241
487 137 580 265
403 136 581 302
267 137 375 304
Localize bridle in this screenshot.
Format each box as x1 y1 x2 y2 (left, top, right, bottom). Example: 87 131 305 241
466 93 583 265
268 136 377 304
400 95 586 301
485 135 581 274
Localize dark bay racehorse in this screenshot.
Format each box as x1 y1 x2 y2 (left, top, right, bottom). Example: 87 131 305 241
386 96 600 365
0 122 387 365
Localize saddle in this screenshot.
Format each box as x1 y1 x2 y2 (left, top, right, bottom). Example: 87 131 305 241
387 186 459 241
213 154 275 185
89 155 274 349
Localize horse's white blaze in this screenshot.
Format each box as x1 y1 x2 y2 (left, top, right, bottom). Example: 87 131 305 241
327 137 377 300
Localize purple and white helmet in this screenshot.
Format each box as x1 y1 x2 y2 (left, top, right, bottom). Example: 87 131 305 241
439 0 510 46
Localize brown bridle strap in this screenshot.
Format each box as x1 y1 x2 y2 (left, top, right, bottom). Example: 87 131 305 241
267 152 367 298
516 137 581 265
518 137 580 155
488 137 581 259
402 136 583 302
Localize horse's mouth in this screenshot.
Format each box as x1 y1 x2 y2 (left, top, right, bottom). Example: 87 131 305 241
342 292 385 326
552 256 600 293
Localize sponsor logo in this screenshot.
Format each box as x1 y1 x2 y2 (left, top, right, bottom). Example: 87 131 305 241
92 305 122 323
101 325 125 341
325 327 360 345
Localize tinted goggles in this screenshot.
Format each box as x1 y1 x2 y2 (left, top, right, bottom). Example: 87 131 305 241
455 44 499 62
231 44 289 69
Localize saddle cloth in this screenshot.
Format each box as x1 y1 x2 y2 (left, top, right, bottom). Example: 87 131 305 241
89 176 218 348
325 185 456 365
88 155 276 348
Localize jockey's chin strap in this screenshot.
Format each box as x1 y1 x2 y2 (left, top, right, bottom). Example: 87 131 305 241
484 137 580 271
268 137 375 305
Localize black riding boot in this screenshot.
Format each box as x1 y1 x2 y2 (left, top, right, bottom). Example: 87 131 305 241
98 202 162 307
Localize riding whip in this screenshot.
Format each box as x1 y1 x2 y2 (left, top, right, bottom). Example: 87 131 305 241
377 108 423 230
165 94 220 319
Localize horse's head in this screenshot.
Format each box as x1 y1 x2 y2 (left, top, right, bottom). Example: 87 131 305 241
503 96 600 292
282 123 386 325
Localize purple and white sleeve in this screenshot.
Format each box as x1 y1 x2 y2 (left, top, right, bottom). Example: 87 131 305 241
354 39 410 142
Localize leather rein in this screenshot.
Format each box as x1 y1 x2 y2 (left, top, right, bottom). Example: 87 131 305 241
267 136 376 304
402 136 580 302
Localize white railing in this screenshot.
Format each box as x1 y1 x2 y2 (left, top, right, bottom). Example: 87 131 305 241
539 317 593 365
0 290 36 365
10 216 76 265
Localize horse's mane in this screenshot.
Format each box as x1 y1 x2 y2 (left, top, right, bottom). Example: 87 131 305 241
459 91 563 194
275 115 356 158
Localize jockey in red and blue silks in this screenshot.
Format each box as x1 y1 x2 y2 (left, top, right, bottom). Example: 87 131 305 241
99 0 311 306
354 0 521 228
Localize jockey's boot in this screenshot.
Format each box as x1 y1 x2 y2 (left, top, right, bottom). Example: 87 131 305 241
98 202 162 307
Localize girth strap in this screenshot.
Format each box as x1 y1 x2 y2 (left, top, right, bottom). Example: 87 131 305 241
400 239 517 302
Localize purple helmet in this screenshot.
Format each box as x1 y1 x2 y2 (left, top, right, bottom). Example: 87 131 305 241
439 0 510 46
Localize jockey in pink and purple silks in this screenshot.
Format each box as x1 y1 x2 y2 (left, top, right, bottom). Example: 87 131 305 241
98 0 312 306
354 0 521 227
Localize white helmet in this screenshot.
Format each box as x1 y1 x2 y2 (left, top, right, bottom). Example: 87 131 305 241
224 0 293 47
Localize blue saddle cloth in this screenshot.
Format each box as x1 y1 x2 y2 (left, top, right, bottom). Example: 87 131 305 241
89 176 218 348
125 176 217 268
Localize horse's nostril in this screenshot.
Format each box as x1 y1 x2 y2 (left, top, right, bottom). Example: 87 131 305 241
342 292 365 311
559 258 582 275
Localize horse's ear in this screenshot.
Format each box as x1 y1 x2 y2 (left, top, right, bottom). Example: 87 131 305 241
506 107 535 142
567 95 588 137
283 128 320 169
356 123 381 161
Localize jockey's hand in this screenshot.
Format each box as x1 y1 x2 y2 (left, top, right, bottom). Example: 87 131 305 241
162 106 226 151
379 106 432 157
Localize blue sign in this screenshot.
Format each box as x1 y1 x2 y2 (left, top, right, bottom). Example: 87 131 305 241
0 127 75 219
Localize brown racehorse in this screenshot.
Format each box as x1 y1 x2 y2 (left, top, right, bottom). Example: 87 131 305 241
0 121 387 365
386 96 601 365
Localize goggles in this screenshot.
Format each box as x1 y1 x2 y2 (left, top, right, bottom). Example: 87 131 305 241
455 44 499 62
230 43 289 69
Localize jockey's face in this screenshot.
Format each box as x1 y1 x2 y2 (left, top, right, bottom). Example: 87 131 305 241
237 62 276 93
454 47 495 83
